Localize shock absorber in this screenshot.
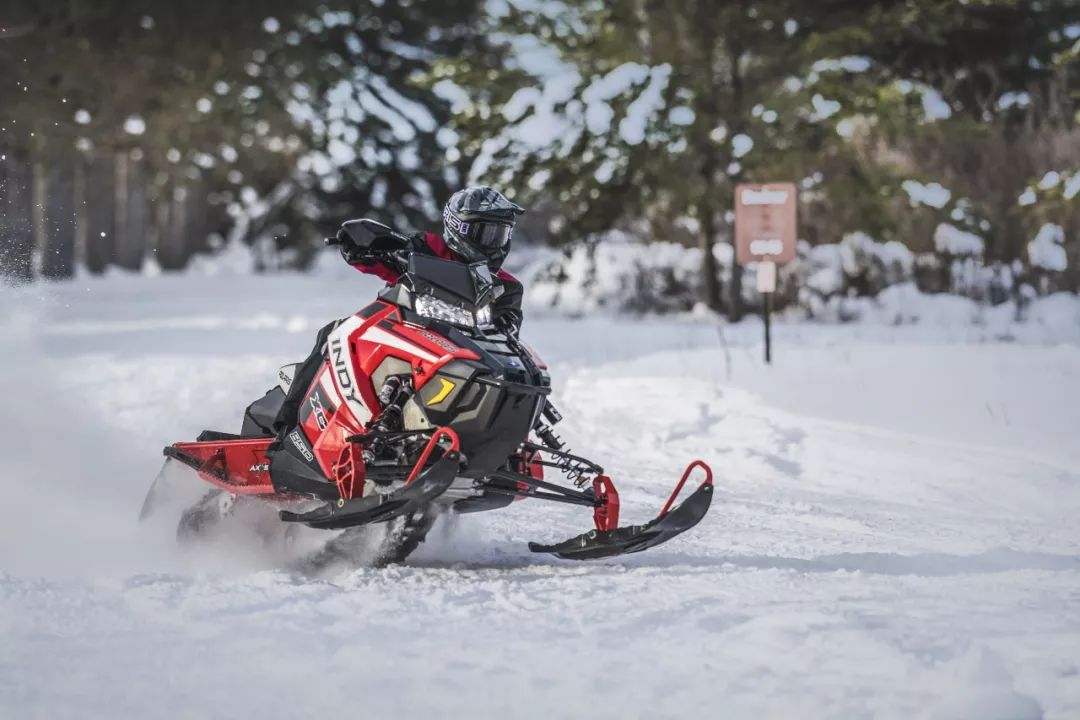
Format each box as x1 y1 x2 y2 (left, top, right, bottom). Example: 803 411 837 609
533 408 587 485
542 399 563 426
535 423 564 451
365 376 414 463
375 376 406 430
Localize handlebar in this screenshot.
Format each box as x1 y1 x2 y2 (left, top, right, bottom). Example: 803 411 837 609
324 236 341 247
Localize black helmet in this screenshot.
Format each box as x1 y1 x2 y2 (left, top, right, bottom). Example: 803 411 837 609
443 186 525 271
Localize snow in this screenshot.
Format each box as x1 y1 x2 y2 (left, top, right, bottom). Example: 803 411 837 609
583 63 651 108
502 86 542 122
2 273 1080 719
528 232 702 314
1064 170 1080 201
997 91 1032 111
804 243 845 295
731 133 754 158
903 180 951 208
810 93 841 120
668 106 695 126
618 64 671 145
921 88 953 121
934 223 985 256
810 56 872 74
123 115 146 135
1038 170 1062 190
1028 223 1068 272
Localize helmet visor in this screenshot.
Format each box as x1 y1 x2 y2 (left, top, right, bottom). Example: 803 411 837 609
469 222 512 250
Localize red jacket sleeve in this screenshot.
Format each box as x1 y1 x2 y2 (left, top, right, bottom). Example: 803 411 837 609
351 231 519 285
351 260 402 285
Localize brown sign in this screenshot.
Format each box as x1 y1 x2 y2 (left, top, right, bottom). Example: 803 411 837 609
735 182 798 264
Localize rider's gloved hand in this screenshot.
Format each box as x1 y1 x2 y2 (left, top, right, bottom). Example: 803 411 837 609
332 220 417 271
330 226 365 265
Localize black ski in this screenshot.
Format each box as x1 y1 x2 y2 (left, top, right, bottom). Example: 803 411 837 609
528 481 713 560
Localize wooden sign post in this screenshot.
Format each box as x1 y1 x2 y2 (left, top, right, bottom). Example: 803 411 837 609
734 183 798 365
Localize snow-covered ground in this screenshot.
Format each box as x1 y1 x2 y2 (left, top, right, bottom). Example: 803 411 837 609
2 272 1079 719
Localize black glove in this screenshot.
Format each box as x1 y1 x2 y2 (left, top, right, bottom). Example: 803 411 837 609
332 220 415 271
338 238 370 266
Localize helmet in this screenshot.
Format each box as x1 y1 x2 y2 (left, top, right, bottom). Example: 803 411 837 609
442 186 524 271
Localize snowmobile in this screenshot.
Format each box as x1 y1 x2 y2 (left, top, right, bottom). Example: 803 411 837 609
142 219 713 566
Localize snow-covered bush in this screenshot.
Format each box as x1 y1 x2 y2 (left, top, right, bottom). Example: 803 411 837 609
933 222 985 257
527 231 703 314
794 232 914 319
525 224 1072 321
840 231 914 294
1025 223 1070 296
1028 223 1068 272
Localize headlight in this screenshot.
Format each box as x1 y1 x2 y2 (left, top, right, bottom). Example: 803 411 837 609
475 304 494 328
415 294 475 327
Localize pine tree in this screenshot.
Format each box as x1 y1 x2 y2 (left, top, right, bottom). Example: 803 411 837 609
448 0 1080 314
0 1 503 277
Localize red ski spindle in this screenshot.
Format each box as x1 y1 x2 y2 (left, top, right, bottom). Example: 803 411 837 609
405 427 460 486
592 475 620 532
659 460 713 519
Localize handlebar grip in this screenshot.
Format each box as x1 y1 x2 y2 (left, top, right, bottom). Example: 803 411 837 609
324 236 341 247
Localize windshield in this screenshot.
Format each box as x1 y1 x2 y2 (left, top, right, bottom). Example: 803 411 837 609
406 254 495 310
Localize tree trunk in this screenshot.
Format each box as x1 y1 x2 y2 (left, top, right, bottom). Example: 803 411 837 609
0 150 35 282
84 156 115 274
186 183 209 265
170 184 190 270
698 183 722 312
1066 223 1080 294
725 3 747 322
153 175 177 269
125 154 149 270
42 144 77 279
73 156 87 272
31 143 47 277
693 0 723 312
112 151 148 271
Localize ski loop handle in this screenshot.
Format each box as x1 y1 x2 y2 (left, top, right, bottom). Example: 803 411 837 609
659 460 713 519
404 427 460 486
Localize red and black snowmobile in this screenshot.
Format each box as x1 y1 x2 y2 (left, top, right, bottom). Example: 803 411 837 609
142 219 713 567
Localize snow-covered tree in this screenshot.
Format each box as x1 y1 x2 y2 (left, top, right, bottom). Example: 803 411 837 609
449 0 1080 314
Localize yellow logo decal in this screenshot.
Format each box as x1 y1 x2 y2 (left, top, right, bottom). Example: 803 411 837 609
427 378 456 405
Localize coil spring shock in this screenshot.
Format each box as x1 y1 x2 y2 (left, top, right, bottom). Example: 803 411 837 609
364 376 414 464
535 423 588 486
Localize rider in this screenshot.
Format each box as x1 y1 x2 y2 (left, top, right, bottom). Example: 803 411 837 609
272 186 526 438
341 185 526 336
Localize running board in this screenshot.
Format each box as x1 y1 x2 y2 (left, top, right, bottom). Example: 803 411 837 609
279 450 459 530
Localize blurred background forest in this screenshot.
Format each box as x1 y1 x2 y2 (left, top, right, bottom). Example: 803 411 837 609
2 0 1079 319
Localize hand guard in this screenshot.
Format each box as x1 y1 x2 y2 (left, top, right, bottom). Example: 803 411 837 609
331 220 414 272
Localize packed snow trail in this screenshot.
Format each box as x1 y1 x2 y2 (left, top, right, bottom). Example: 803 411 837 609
1 274 1079 719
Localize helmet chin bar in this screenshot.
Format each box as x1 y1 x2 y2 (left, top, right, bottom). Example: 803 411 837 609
444 229 510 271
